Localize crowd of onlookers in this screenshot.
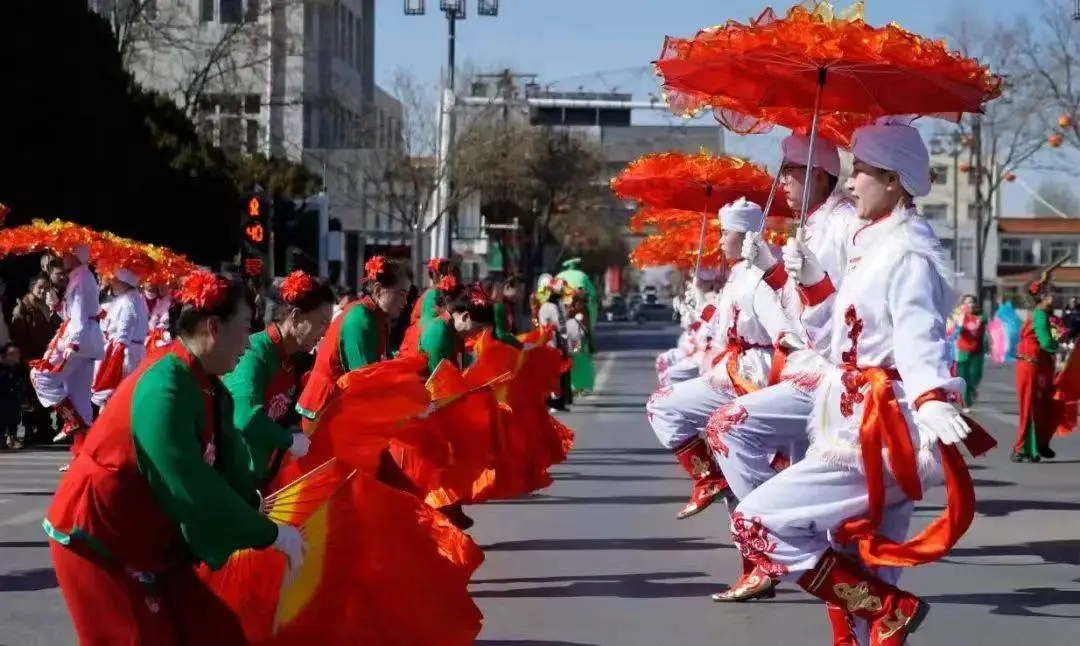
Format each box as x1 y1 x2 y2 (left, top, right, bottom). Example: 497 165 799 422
0 256 69 449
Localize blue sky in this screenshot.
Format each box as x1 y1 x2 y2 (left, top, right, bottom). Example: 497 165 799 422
375 0 1051 215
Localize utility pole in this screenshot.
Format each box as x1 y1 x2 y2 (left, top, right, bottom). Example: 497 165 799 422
973 116 985 310
950 133 961 275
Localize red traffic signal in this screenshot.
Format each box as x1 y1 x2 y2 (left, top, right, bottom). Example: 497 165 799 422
245 223 265 244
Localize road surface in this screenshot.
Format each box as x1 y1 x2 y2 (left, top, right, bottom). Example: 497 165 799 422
2 323 1079 645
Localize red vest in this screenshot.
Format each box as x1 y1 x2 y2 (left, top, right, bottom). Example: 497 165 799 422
297 297 386 416
46 342 217 572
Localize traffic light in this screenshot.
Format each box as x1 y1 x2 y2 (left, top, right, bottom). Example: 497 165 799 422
272 197 318 275
241 192 269 277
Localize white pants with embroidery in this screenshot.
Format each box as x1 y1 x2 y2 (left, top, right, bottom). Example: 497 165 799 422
732 455 913 642
646 376 735 449
707 380 813 501
659 356 700 388
31 357 95 425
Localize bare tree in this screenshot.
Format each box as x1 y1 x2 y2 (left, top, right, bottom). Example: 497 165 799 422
322 69 510 280
941 11 1049 281
1016 0 1080 158
98 0 310 117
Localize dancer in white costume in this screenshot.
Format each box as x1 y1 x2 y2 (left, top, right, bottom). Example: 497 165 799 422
657 270 721 387
726 118 989 646
143 284 173 350
30 244 105 447
646 199 793 520
708 135 860 608
91 269 150 408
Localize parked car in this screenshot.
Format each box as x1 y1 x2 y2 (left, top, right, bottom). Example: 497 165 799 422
630 301 676 325
604 295 629 322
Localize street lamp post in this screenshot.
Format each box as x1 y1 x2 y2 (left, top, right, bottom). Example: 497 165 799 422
403 0 501 260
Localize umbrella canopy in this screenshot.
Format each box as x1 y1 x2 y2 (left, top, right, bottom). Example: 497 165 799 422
655 2 1003 119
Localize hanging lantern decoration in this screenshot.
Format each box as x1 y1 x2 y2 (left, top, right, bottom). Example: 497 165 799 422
1004 171 1017 182
959 163 971 173
1059 114 1073 129
1049 133 1064 148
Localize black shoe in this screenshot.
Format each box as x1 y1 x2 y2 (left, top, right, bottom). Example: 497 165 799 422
1038 446 1057 460
1011 451 1039 463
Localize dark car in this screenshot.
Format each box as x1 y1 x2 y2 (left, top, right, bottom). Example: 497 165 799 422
630 301 676 325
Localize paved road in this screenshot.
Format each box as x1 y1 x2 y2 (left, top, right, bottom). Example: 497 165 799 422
2 323 1079 645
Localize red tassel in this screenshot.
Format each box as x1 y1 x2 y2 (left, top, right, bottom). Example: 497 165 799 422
960 416 997 458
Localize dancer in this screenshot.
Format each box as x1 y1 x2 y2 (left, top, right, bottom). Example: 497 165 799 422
953 294 988 412
728 118 989 646
295 256 409 421
224 270 333 485
646 199 792 520
144 283 174 350
44 270 305 644
30 244 105 453
91 268 150 409
657 270 722 387
705 135 859 603
1013 277 1059 462
411 257 457 324
484 273 524 346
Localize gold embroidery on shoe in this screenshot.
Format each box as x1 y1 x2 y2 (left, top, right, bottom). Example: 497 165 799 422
878 608 910 640
689 455 711 478
834 582 883 613
720 571 768 599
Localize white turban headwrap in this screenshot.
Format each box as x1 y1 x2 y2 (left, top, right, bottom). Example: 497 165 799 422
782 134 841 177
114 268 139 288
70 244 90 265
851 116 932 198
719 198 764 233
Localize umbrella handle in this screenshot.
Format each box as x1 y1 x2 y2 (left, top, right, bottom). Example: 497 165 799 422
797 67 828 229
754 164 785 233
691 184 713 280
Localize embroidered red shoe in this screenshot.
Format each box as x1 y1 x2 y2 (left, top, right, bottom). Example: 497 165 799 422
798 550 930 646
52 398 87 442
672 436 728 520
711 563 777 602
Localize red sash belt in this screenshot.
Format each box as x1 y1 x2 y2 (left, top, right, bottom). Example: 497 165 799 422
834 366 996 568
712 339 772 396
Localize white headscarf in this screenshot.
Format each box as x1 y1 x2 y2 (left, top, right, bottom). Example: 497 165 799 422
851 116 932 198
718 198 764 233
782 134 842 177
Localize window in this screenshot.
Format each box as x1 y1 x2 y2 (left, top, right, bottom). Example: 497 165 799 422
219 116 243 156
220 0 244 24
931 164 948 185
355 16 363 69
245 0 260 22
302 102 313 148
346 12 354 66
999 238 1035 265
957 238 974 274
200 0 215 22
1044 239 1074 264
921 203 947 220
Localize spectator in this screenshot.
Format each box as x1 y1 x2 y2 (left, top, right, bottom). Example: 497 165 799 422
1 342 30 449
0 277 9 347
1064 297 1080 341
10 274 60 444
45 258 67 320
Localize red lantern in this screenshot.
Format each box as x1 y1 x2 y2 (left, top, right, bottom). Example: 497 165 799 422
959 163 970 173
1049 133 1064 148
1004 172 1017 182
1060 115 1073 129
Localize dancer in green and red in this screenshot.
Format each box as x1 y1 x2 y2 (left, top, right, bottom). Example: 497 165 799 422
954 294 988 413
295 256 410 422
1013 277 1060 462
224 270 334 486
410 257 459 326
43 270 306 644
483 273 524 347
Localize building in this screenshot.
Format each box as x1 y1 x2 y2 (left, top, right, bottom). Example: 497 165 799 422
96 0 403 285
454 80 724 281
922 136 1004 300
997 217 1080 304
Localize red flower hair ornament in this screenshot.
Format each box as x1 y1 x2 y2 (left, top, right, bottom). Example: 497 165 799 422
175 270 229 311
280 270 317 305
436 275 458 292
427 257 450 275
364 256 386 281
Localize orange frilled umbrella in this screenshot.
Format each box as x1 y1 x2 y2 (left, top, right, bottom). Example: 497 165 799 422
611 151 790 216
0 219 197 287
705 99 872 149
655 1 1003 121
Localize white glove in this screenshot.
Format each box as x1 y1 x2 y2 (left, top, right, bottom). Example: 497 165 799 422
574 313 585 322
916 400 971 446
741 232 778 272
781 228 826 286
271 523 307 585
289 432 310 458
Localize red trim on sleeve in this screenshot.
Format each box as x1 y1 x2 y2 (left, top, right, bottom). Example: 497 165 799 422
797 274 835 307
